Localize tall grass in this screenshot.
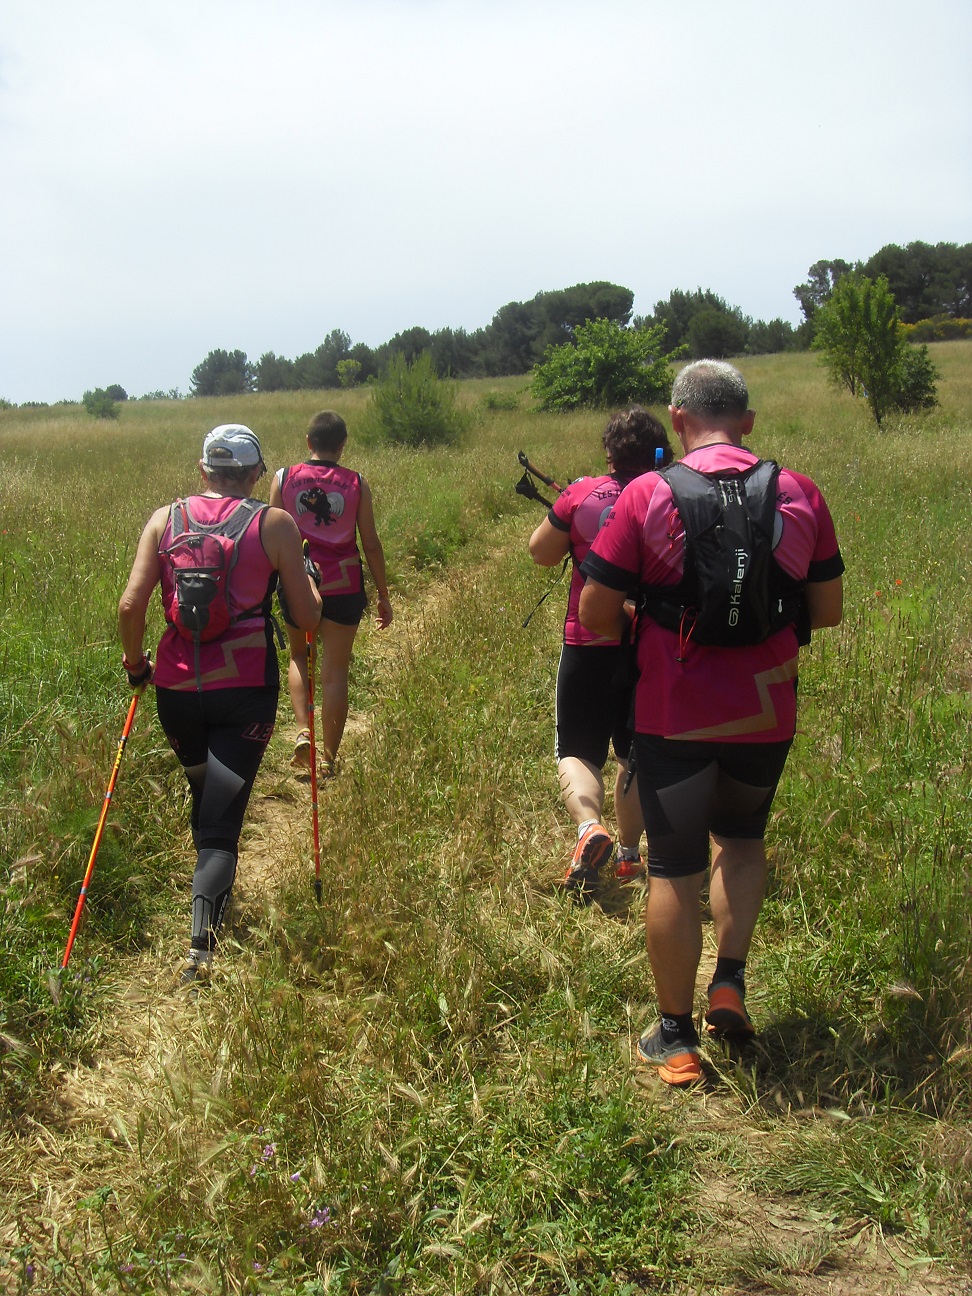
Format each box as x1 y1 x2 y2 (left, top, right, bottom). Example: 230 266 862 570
1 348 971 1292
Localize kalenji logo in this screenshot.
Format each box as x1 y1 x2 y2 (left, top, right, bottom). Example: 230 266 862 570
728 548 747 626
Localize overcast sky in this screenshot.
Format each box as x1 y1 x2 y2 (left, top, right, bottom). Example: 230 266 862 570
2 0 970 405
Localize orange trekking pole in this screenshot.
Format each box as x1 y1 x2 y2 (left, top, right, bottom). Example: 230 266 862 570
62 689 141 967
306 627 323 903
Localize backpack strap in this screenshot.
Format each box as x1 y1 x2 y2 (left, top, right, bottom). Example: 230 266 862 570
637 462 728 635
168 498 192 541
220 499 273 618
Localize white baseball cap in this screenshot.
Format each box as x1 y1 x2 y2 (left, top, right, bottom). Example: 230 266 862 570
201 424 264 469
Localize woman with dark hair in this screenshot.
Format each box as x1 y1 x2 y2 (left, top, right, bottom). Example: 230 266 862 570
529 407 673 898
118 424 322 984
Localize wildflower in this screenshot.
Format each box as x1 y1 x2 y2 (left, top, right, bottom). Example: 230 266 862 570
895 579 903 586
308 1206 332 1228
262 1143 276 1160
290 1171 301 1181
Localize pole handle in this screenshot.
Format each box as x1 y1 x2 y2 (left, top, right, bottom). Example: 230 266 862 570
516 450 563 494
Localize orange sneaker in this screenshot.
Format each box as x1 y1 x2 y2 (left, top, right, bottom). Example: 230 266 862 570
614 852 645 881
704 980 755 1037
562 822 613 897
636 1026 702 1086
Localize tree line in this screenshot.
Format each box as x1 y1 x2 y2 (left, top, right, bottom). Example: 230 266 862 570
2 240 965 409
188 241 970 398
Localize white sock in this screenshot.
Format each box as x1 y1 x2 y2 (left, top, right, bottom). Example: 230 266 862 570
577 819 599 838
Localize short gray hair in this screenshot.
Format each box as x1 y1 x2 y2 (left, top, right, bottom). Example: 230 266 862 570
671 360 749 415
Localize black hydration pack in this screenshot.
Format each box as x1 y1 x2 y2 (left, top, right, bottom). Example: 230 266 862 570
639 460 806 653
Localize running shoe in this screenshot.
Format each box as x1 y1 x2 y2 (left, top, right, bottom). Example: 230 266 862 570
704 979 755 1037
291 730 312 769
614 852 645 881
178 949 211 990
636 1025 702 1086
562 822 613 896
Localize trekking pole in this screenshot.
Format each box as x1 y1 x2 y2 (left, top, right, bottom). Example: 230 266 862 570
515 451 564 510
517 450 564 495
306 625 323 904
62 689 141 968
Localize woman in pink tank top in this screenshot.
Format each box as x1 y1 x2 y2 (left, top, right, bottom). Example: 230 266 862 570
270 410 392 776
118 425 322 987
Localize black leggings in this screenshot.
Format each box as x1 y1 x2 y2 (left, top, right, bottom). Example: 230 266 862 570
156 686 277 950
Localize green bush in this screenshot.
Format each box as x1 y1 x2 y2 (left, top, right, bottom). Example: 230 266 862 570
365 351 469 448
894 342 940 412
82 389 120 420
531 317 672 411
903 317 972 343
480 389 519 411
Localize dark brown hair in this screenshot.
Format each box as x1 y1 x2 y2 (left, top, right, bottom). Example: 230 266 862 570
603 406 673 476
307 410 348 454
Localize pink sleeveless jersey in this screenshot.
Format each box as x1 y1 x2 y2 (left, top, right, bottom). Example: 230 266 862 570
153 495 277 692
275 461 363 596
550 474 632 646
584 445 844 742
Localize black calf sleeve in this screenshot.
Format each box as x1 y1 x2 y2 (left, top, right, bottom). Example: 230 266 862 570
190 847 237 951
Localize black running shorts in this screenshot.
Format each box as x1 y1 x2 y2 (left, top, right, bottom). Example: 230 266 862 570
555 643 634 767
320 590 368 626
632 733 793 878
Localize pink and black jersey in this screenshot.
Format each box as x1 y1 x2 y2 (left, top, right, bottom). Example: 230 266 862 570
275 461 363 596
549 473 634 646
582 445 844 742
154 495 278 692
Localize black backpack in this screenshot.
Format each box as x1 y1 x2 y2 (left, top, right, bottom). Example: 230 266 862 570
640 460 806 652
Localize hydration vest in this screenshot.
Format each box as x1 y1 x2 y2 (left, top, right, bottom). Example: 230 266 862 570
161 497 272 689
640 460 806 653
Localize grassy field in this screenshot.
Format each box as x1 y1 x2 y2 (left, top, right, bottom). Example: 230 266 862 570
1 347 970 1294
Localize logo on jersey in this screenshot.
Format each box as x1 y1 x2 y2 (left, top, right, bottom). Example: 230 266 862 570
297 486 344 527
